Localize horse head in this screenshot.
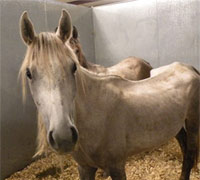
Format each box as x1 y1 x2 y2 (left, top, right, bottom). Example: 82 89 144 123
19 10 79 153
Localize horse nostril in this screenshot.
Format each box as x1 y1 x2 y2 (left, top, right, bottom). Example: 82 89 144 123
70 126 78 143
49 131 56 147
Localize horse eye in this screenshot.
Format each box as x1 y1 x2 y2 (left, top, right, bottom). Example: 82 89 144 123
26 68 32 79
75 49 79 54
72 63 77 74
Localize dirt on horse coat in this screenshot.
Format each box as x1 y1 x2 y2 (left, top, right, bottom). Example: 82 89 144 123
19 10 199 180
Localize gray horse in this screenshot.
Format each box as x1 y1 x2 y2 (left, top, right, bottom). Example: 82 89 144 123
19 10 199 180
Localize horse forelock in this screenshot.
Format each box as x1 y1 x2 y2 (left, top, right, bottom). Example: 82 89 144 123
19 32 78 101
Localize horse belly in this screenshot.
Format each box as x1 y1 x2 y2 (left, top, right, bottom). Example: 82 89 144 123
125 102 186 155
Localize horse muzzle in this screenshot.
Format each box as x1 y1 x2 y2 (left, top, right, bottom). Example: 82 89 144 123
48 125 78 153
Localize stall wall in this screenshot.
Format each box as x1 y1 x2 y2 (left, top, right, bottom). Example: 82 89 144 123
198 0 200 70
93 0 200 69
0 0 94 179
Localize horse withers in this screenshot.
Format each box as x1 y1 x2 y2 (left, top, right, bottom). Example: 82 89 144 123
19 10 199 180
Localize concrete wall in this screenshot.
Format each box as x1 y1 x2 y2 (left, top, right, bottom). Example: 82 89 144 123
0 0 93 179
93 0 200 69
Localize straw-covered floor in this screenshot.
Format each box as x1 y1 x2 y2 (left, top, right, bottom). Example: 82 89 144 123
6 138 200 180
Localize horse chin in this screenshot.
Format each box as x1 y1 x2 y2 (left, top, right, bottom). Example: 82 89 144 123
50 142 76 154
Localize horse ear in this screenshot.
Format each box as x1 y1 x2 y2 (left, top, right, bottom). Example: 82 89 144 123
20 11 36 45
56 9 72 42
55 27 58 33
73 26 78 39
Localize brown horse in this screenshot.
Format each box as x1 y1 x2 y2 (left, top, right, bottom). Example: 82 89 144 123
19 10 199 180
56 26 153 80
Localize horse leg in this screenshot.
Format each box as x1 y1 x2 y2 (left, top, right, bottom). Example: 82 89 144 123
109 166 126 180
175 127 187 155
78 165 97 180
179 100 199 180
179 129 199 180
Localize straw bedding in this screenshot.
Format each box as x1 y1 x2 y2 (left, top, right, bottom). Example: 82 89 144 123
6 138 200 180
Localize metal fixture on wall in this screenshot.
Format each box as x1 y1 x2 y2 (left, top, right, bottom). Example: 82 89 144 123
57 0 134 7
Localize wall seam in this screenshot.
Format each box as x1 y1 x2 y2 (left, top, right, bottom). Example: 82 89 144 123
44 0 48 31
91 7 97 64
155 0 160 67
197 0 199 70
0 1 2 178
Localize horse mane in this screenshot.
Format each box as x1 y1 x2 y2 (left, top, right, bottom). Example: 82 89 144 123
19 32 78 156
191 66 200 75
69 33 89 69
34 112 49 157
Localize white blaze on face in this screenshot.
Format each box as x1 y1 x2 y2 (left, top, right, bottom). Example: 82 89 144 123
28 58 77 152
29 61 77 152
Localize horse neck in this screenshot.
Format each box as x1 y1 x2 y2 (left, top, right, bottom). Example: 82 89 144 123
74 67 127 104
78 51 91 69
80 54 107 74
75 43 92 69
76 42 107 73
75 67 101 98
73 67 111 158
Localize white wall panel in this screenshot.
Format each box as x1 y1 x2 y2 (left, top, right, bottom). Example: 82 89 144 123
93 0 199 69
